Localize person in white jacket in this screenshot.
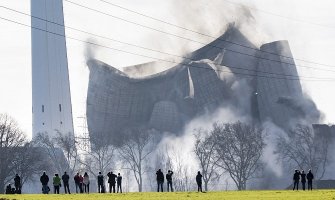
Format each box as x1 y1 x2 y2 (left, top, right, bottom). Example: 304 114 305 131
83 172 90 193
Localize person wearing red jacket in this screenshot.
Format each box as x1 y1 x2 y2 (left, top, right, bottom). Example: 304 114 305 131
73 173 80 193
79 174 84 193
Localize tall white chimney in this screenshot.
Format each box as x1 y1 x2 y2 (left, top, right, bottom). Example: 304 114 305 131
31 0 74 138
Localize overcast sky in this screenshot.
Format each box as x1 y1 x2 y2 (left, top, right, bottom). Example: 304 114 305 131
1 0 335 139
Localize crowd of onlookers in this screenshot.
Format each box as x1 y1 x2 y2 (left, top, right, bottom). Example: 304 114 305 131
4 169 315 194
5 171 123 194
39 171 123 194
5 174 21 194
5 169 203 194
293 169 314 191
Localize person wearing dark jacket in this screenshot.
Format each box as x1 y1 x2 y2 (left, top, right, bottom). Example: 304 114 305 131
5 184 12 194
97 172 104 193
156 169 164 192
14 174 21 193
196 171 203 192
62 172 70 194
40 172 49 194
307 169 314 190
117 173 122 193
107 171 117 193
293 170 300 190
300 170 306 191
166 170 174 192
74 173 80 193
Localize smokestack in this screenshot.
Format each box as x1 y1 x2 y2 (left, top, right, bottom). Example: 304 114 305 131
31 0 74 138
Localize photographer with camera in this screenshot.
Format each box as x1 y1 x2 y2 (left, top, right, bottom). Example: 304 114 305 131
166 170 174 192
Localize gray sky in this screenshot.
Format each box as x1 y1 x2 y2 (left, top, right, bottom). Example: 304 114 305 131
1 0 335 139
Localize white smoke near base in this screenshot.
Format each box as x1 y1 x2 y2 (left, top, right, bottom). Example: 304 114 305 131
151 110 293 190
261 121 286 177
148 106 252 191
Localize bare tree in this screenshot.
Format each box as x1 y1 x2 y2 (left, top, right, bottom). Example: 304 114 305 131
54 131 79 174
147 150 166 191
33 133 68 174
78 131 117 179
11 142 48 188
148 146 194 192
276 124 330 179
153 144 195 192
0 113 26 193
168 149 193 192
194 128 220 191
118 127 155 192
213 121 265 190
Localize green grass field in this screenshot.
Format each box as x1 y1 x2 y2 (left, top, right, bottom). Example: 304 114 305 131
0 190 335 200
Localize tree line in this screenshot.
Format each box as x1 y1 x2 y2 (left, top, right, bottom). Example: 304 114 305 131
0 113 331 193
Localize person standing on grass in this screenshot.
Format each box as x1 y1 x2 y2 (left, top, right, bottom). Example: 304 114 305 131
62 172 71 194
14 174 21 193
53 174 61 194
97 172 104 193
196 171 203 192
293 169 300 191
74 172 80 193
307 169 314 190
83 172 90 193
156 169 164 192
166 170 174 192
40 171 49 194
301 170 306 191
107 171 117 193
117 173 122 193
79 174 84 193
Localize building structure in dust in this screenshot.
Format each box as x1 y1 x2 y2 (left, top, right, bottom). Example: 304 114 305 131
86 24 321 143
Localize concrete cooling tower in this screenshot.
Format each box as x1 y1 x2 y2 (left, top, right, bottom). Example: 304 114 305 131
256 41 303 128
86 24 320 144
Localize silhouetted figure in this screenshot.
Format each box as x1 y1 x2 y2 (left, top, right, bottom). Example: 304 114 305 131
5 184 12 194
79 174 84 193
74 173 80 193
107 171 117 193
156 169 164 192
83 172 90 193
301 170 306 191
166 170 174 192
14 174 21 194
97 172 104 193
293 170 300 190
62 172 70 194
117 173 122 193
40 171 49 194
307 169 314 191
196 171 203 192
53 174 61 194
42 186 50 194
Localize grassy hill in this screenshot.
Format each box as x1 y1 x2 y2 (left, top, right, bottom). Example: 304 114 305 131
0 190 334 200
